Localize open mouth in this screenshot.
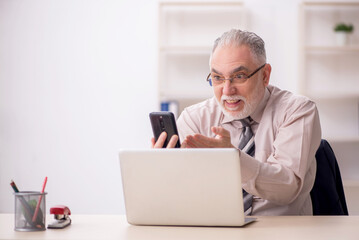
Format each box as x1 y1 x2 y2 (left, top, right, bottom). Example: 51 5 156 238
224 99 242 110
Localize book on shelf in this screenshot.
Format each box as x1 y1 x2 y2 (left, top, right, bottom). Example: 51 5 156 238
161 100 179 120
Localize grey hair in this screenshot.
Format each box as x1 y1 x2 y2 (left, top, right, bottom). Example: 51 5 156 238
210 29 266 65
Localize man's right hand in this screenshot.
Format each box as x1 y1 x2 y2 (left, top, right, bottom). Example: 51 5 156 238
151 132 179 148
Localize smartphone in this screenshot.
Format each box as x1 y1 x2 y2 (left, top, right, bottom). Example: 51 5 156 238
149 112 181 148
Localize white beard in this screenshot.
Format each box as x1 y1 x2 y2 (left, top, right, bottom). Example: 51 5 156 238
215 86 264 120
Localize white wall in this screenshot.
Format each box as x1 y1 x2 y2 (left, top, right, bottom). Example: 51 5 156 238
0 0 158 214
245 0 301 93
0 0 304 214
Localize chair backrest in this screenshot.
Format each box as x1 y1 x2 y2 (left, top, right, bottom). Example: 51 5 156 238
310 139 349 215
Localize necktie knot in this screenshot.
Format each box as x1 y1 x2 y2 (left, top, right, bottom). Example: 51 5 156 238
240 117 253 128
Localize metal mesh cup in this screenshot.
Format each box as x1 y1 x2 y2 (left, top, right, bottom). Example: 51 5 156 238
14 191 47 231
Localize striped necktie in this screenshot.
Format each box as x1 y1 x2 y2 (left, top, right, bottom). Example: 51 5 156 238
239 117 255 214
238 118 255 156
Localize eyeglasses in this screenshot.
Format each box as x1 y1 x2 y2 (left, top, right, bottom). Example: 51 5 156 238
206 63 266 86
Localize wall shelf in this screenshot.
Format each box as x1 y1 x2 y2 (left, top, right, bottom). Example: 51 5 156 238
305 92 359 100
305 45 359 53
158 1 245 116
328 136 359 143
300 2 359 215
160 46 212 55
159 90 213 101
303 1 359 7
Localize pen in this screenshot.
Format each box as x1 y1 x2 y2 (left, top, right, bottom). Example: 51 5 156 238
32 176 47 223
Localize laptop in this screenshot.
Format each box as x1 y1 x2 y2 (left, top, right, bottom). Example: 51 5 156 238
119 148 256 227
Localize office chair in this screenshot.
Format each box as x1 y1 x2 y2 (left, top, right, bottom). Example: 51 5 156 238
310 139 349 215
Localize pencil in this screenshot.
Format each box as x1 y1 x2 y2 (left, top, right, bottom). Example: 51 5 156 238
10 180 20 193
32 176 48 223
10 180 36 227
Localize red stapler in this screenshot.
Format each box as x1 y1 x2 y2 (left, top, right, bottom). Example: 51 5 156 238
47 205 72 229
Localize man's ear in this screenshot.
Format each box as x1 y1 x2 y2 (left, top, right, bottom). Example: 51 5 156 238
263 64 271 86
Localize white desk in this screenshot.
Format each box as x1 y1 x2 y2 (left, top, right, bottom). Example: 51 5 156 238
0 214 358 240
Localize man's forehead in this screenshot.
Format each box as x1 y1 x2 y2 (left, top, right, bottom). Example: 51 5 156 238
213 44 252 56
211 65 250 75
211 45 255 67
210 47 254 75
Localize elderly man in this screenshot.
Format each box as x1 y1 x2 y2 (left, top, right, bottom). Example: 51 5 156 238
152 29 321 215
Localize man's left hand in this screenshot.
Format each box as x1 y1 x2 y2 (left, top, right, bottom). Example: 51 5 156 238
182 126 234 148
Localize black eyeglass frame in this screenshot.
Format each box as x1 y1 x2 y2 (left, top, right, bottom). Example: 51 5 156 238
206 63 267 86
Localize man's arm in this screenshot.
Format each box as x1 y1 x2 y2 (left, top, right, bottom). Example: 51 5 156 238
178 100 321 205
240 101 321 205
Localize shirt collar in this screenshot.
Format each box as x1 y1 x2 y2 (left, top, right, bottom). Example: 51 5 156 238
220 87 270 125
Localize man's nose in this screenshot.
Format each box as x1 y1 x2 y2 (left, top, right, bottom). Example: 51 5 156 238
222 80 235 95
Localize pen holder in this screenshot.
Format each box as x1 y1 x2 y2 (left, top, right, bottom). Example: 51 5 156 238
14 191 47 231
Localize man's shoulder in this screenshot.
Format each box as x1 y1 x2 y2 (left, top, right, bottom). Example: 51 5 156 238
179 97 223 126
266 85 317 121
268 85 315 108
177 97 222 136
